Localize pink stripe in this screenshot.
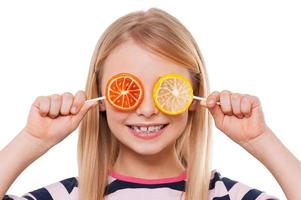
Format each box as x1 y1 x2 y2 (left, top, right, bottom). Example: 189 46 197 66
108 170 187 184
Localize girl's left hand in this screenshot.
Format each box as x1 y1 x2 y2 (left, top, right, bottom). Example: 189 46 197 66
206 90 269 145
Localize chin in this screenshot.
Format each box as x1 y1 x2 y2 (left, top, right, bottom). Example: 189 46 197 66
127 141 175 156
132 145 165 156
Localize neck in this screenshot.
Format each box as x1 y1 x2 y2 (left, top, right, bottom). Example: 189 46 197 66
112 142 185 179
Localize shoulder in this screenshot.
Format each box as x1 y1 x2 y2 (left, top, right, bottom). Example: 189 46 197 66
29 177 79 199
209 169 279 200
4 177 79 200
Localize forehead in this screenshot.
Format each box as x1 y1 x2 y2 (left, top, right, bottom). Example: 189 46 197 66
101 40 191 90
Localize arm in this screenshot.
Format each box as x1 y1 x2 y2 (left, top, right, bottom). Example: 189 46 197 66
0 129 49 199
206 90 301 199
241 127 301 200
0 91 97 199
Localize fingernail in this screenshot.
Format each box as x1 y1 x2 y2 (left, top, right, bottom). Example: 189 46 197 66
87 101 97 107
208 100 215 106
72 106 77 113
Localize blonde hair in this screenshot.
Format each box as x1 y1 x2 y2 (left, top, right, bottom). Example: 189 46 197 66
78 7 213 200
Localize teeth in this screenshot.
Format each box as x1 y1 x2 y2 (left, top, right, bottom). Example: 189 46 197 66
130 125 165 133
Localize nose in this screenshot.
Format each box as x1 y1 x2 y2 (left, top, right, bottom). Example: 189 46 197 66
135 89 159 118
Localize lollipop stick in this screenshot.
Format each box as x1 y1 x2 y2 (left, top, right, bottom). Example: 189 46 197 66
85 96 106 103
193 96 221 105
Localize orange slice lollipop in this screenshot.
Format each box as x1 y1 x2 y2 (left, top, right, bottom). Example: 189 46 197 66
105 73 144 112
152 73 193 115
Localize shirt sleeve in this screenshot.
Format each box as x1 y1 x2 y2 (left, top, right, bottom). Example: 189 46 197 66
3 194 36 200
209 170 280 200
2 177 78 200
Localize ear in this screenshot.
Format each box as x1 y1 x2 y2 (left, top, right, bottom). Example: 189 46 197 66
99 101 106 112
188 100 197 111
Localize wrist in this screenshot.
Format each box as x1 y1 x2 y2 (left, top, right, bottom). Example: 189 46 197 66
19 128 53 153
240 126 275 158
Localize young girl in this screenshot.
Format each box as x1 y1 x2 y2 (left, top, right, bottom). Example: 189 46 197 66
0 7 300 200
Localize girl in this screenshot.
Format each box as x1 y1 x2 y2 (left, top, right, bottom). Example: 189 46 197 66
1 7 300 200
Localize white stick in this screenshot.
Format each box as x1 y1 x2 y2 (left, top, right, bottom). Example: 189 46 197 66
193 96 221 105
85 95 221 105
85 96 106 103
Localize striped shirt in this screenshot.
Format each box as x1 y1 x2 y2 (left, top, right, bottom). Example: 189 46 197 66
3 169 279 200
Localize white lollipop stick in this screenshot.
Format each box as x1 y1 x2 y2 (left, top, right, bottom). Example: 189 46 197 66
193 96 221 105
85 96 106 103
85 96 221 105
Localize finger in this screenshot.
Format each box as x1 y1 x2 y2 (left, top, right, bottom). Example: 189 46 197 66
71 90 86 115
249 95 261 108
206 91 224 127
220 90 233 115
206 91 220 108
231 93 243 118
33 96 50 117
72 99 99 126
49 94 62 118
241 94 252 117
60 92 74 115
39 96 51 117
248 95 262 116
249 95 266 125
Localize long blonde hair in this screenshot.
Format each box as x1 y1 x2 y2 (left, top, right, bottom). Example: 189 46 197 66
78 7 213 200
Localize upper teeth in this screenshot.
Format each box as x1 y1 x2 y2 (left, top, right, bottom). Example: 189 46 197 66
130 125 164 133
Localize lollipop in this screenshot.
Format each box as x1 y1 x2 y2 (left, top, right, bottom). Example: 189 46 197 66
152 73 193 115
85 72 220 115
85 73 144 111
152 73 220 115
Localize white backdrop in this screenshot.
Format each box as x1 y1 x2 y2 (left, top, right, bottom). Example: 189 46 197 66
0 1 300 199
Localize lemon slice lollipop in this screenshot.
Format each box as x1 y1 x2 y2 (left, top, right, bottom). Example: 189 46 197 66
152 73 193 115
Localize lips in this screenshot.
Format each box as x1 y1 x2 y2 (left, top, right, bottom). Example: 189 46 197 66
125 123 169 127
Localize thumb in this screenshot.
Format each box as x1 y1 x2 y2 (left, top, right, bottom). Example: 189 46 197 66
208 103 224 126
206 96 224 128
73 100 99 124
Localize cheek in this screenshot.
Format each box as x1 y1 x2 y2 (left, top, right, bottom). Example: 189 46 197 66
169 112 189 134
176 111 188 124
105 108 127 135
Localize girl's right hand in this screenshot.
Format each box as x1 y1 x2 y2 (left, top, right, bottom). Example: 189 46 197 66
22 90 98 149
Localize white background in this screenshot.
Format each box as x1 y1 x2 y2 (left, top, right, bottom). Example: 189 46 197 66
0 1 300 199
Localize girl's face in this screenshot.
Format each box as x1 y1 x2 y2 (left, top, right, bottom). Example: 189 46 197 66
100 40 194 156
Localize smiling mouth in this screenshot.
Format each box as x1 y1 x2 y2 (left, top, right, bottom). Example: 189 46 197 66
126 124 169 134
126 123 169 140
